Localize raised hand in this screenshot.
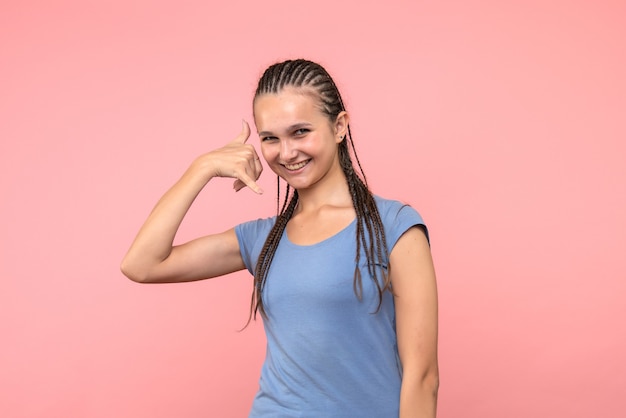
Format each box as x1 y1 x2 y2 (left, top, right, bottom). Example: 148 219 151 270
191 120 264 194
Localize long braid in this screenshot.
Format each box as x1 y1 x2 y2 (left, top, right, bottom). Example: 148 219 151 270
250 188 298 321
340 144 389 310
249 59 389 321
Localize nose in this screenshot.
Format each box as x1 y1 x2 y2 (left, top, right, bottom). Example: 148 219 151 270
279 139 297 162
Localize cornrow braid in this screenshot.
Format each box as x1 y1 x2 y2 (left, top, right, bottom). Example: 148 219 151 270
249 59 389 321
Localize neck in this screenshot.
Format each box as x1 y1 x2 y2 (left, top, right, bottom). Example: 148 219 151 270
294 169 352 214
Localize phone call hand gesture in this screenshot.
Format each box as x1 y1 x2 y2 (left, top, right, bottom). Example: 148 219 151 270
193 120 264 194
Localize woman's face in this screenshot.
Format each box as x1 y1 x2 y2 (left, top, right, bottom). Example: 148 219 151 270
253 88 346 191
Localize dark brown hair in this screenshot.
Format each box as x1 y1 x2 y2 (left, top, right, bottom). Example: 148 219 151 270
249 59 389 320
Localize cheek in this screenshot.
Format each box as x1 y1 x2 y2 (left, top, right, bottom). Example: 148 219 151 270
260 143 275 162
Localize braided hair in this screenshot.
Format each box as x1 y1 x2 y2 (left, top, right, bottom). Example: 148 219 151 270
249 59 389 321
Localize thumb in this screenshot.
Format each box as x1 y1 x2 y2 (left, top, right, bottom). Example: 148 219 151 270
233 119 251 144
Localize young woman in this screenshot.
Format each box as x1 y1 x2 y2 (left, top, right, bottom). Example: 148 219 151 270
121 59 439 417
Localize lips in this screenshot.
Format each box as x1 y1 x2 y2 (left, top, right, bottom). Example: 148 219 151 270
283 159 310 171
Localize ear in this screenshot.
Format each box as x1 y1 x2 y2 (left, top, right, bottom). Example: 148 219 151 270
334 111 350 143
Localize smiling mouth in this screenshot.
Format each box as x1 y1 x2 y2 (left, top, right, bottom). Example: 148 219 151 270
283 159 310 171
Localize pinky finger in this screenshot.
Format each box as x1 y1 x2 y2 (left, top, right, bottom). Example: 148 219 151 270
233 179 246 192
234 172 263 194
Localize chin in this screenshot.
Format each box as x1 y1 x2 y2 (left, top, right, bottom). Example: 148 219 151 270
283 178 312 191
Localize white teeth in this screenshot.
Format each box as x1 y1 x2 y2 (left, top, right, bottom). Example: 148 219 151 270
285 160 309 171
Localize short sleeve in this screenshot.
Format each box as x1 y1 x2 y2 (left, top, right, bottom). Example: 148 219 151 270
377 197 429 253
235 217 276 275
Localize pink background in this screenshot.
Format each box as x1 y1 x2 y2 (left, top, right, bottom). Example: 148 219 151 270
1 1 625 417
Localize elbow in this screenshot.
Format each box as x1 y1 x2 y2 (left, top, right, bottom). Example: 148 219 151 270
420 367 439 404
428 372 440 398
404 365 440 399
399 367 439 416
120 259 149 284
423 364 440 396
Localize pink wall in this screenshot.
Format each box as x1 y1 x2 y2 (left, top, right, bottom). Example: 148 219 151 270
1 1 624 417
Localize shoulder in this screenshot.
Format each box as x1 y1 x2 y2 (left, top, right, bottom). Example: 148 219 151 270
373 195 429 247
374 195 424 224
234 215 277 274
235 215 277 241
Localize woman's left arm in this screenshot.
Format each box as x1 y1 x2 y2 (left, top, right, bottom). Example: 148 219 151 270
390 226 439 418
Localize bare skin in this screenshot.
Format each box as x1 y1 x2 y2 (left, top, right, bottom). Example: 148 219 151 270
254 88 356 245
121 88 438 417
120 120 261 283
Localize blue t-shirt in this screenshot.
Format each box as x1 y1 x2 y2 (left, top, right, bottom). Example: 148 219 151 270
235 196 426 417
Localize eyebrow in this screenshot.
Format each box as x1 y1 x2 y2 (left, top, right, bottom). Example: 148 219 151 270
258 122 313 137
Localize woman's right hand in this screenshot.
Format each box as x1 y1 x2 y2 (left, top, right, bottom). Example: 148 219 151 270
189 120 264 194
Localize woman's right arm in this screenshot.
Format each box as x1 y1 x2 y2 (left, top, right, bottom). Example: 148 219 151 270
120 121 263 284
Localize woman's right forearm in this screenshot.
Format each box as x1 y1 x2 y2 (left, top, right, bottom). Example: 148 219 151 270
120 165 214 282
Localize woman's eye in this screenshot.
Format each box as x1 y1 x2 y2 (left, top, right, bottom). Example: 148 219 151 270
261 136 277 142
294 129 309 136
